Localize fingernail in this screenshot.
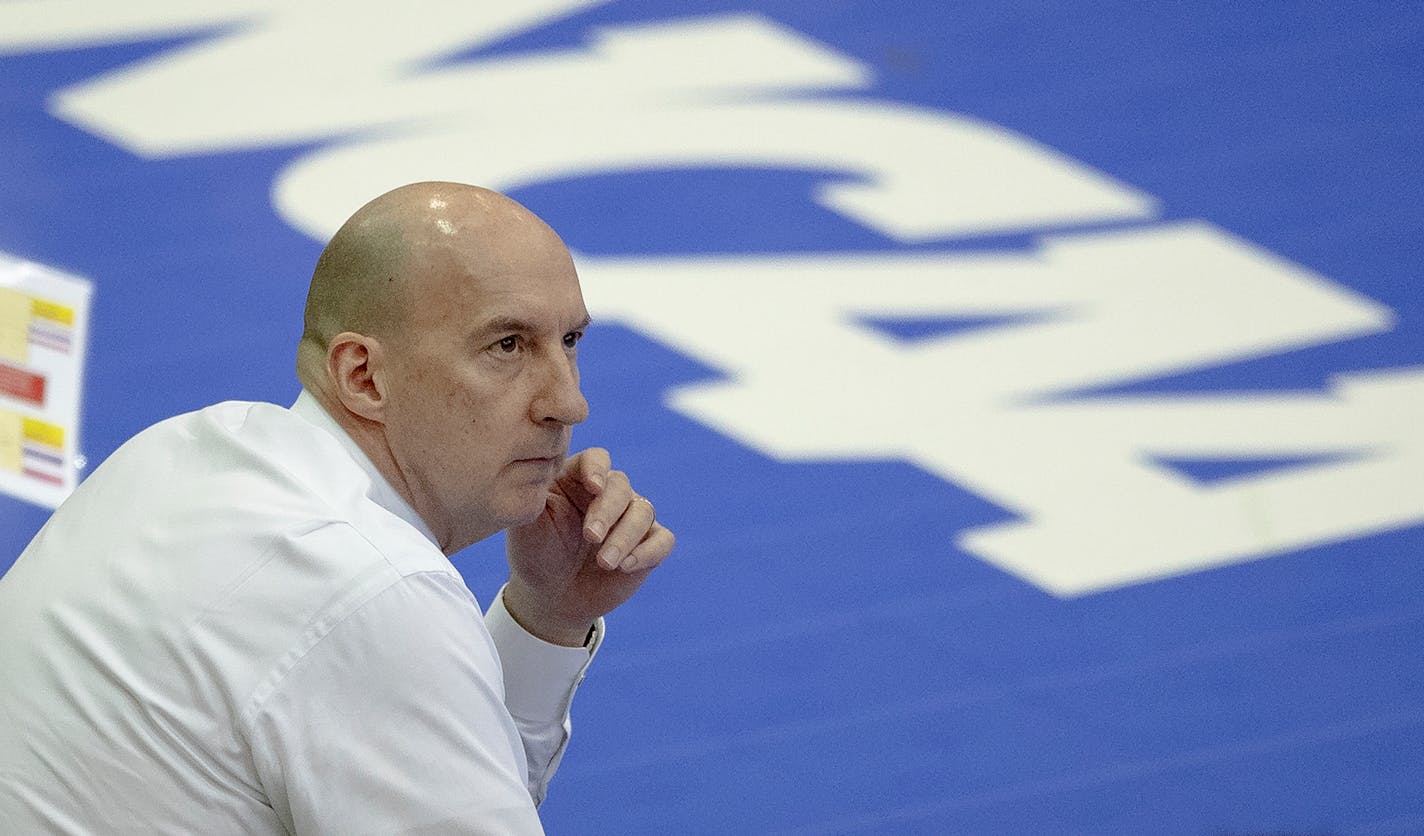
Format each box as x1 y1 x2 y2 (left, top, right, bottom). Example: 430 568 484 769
586 521 606 543
619 554 640 572
599 546 621 570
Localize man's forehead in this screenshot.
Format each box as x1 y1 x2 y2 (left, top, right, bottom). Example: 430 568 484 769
459 281 589 331
403 239 581 301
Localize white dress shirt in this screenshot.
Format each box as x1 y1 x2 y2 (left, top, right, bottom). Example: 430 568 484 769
0 393 600 834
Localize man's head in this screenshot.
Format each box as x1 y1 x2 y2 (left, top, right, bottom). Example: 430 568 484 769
297 182 590 554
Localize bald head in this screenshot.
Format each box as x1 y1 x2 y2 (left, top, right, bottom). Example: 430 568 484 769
296 181 565 389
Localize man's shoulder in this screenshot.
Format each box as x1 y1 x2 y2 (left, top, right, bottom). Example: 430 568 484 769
45 397 457 589
107 399 316 470
106 398 357 505
65 399 428 562
185 400 451 574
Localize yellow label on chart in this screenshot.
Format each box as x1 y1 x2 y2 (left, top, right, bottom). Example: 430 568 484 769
0 287 30 363
22 416 63 450
0 409 20 473
31 297 75 326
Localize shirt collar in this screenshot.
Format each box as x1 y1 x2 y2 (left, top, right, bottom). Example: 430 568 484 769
290 389 441 548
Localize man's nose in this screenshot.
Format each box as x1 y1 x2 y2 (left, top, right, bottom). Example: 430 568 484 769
533 351 589 426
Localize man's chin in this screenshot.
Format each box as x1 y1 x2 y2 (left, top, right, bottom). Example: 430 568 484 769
500 489 556 529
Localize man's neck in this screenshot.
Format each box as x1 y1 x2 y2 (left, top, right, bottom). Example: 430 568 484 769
294 384 446 551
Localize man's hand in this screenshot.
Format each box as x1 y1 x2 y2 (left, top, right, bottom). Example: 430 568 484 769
502 448 675 646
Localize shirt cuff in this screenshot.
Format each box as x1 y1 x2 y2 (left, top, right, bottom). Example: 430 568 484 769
485 586 603 723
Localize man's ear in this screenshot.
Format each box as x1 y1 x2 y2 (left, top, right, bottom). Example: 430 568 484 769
327 331 388 422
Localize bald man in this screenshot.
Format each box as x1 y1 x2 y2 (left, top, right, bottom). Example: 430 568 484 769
0 183 674 834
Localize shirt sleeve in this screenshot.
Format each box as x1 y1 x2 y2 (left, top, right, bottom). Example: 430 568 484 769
484 586 603 806
246 572 551 835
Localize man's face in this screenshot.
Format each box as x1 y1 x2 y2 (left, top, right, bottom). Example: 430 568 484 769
376 218 590 553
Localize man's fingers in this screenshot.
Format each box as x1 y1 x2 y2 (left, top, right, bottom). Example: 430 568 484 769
593 494 658 570
572 447 611 494
555 448 611 519
615 523 675 573
582 468 632 544
562 449 672 573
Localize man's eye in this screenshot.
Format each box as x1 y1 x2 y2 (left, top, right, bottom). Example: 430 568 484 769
496 336 519 353
563 330 584 349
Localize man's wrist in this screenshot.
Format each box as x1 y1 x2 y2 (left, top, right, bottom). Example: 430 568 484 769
501 583 596 648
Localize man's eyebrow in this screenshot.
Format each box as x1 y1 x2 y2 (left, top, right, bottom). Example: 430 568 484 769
478 315 536 336
477 313 593 336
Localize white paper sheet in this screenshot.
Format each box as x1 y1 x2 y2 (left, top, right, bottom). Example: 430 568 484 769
0 253 93 508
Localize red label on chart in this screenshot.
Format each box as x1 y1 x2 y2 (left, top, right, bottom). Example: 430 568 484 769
0 362 45 405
